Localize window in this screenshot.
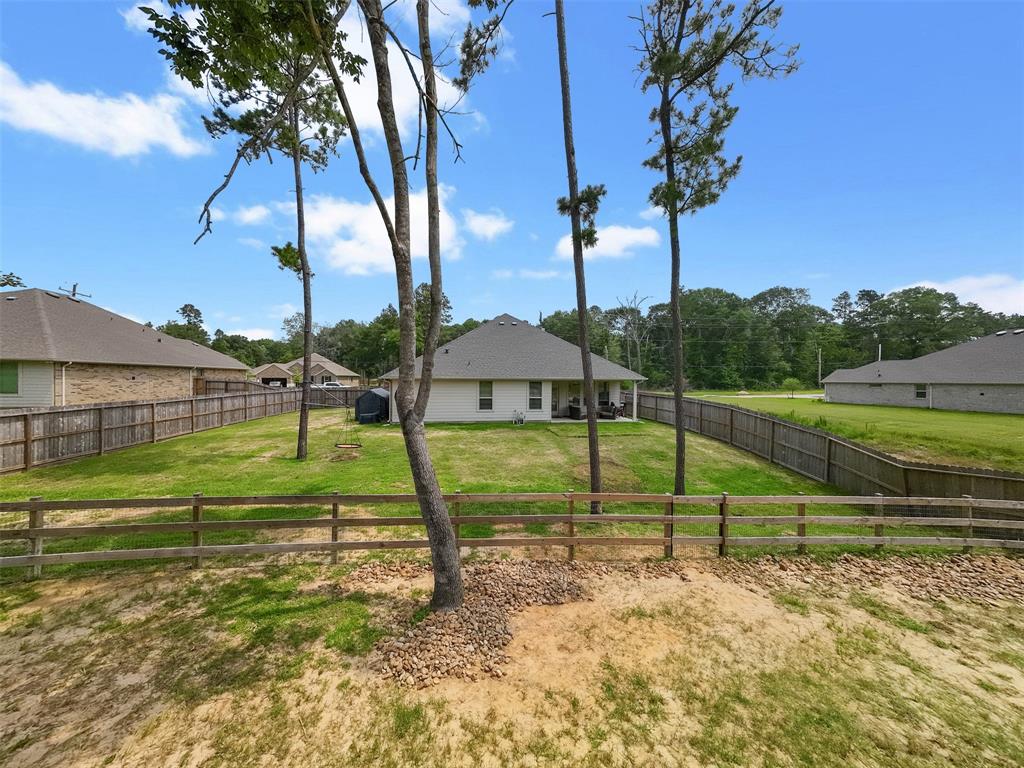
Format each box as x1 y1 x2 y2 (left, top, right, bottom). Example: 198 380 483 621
478 381 493 410
598 381 610 405
914 384 927 399
528 381 542 410
0 361 17 395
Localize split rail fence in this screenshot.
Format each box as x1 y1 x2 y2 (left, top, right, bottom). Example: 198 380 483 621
624 392 1024 502
2 492 1022 578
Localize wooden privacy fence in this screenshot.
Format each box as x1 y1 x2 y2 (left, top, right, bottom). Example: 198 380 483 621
2 492 1023 577
0 389 303 474
624 392 1024 502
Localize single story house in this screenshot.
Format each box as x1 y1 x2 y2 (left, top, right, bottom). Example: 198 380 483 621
823 329 1024 414
251 352 361 387
0 288 248 408
250 362 294 387
382 313 644 423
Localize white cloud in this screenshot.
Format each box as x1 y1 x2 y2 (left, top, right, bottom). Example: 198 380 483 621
555 225 661 261
335 14 470 139
492 268 568 281
238 237 267 249
209 206 226 222
222 327 277 340
463 208 514 241
235 204 271 225
898 274 1024 316
0 61 207 158
270 302 298 319
393 0 470 35
638 206 662 221
102 306 143 323
301 185 463 276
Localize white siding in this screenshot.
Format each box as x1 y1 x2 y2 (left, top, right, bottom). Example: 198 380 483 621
391 379 552 423
0 361 54 408
390 379 627 422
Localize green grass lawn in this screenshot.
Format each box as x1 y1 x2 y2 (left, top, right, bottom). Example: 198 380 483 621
704 396 1024 472
0 408 831 501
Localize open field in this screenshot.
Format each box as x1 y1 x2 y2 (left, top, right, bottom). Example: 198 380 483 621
0 409 834 501
2 554 1023 767
703 396 1024 472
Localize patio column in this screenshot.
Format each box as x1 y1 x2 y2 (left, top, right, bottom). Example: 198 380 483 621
631 386 638 421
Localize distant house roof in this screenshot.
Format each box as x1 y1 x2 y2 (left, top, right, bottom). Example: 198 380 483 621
383 313 644 381
823 330 1024 385
0 289 248 370
251 363 293 379
285 352 359 378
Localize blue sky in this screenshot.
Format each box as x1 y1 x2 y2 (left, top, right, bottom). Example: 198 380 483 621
1 0 1022 339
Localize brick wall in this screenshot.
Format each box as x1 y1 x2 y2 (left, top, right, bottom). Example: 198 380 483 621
54 364 241 405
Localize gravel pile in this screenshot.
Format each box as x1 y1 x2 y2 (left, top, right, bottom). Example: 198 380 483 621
703 554 1024 605
346 561 432 585
375 561 589 687
373 558 695 687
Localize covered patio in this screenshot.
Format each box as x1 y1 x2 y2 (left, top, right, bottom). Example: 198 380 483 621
548 380 640 421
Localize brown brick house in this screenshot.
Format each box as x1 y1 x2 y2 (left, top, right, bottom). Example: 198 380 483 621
0 289 248 407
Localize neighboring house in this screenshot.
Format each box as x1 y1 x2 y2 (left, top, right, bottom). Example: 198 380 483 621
823 330 1024 414
0 288 248 408
382 313 644 423
284 352 361 386
250 362 294 388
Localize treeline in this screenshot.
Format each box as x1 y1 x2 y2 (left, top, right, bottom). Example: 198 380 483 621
540 286 1022 390
157 284 1021 388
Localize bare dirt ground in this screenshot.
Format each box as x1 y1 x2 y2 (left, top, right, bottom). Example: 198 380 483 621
2 553 1023 767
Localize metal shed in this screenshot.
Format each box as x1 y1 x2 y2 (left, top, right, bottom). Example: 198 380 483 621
355 387 390 424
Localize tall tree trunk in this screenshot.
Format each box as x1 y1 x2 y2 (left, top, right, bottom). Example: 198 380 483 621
291 105 313 461
554 0 601 514
659 87 685 495
361 0 463 610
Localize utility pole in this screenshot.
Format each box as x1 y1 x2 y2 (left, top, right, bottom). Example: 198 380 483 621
877 343 882 362
817 347 822 386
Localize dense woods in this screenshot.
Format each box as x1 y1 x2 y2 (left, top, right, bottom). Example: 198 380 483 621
158 283 1020 389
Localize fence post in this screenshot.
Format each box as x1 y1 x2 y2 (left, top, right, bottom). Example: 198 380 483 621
192 492 203 569
331 490 340 565
728 409 734 445
151 403 158 443
796 491 806 555
98 407 105 456
663 493 674 559
873 492 884 551
190 398 196 434
567 490 575 561
24 414 33 470
698 401 704 434
961 494 973 554
27 496 43 580
768 420 776 463
244 393 251 422
824 437 832 483
718 492 730 557
453 489 462 555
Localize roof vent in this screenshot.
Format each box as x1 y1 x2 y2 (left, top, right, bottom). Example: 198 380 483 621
511 321 518 326
443 348 449 354
498 321 505 325
45 291 61 298
1014 329 1024 335
4 296 16 301
995 330 1007 336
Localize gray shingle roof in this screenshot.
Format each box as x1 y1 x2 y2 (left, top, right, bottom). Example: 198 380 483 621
285 352 359 378
383 313 644 381
0 288 248 370
823 330 1024 385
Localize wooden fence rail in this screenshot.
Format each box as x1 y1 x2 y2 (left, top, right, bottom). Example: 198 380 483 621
624 392 1024 502
2 492 1022 576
